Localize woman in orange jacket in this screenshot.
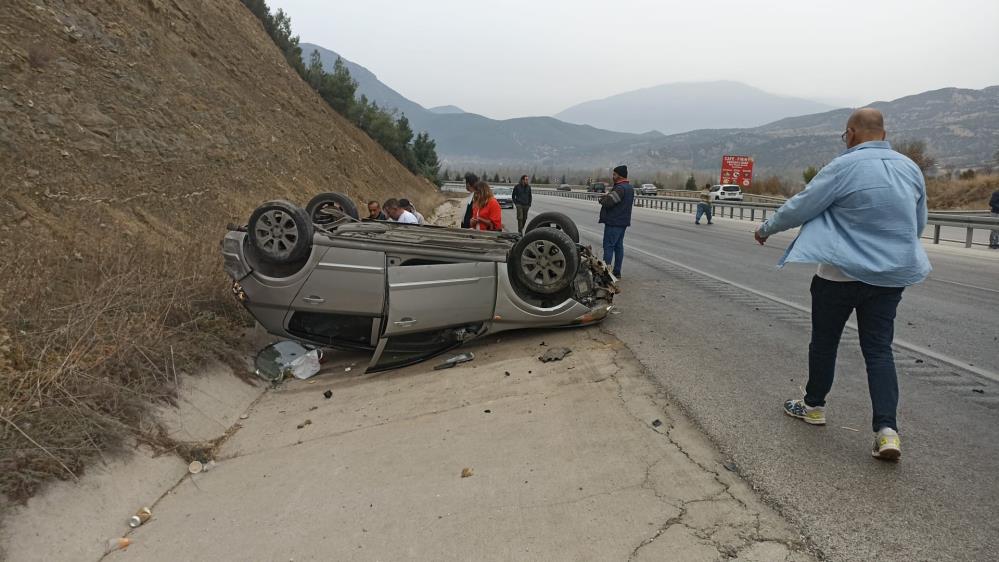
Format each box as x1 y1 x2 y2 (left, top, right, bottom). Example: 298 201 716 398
470 180 503 231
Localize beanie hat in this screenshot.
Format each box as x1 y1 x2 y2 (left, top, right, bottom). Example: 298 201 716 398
613 165 628 178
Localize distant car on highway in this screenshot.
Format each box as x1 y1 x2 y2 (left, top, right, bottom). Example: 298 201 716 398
638 184 658 195
557 184 572 191
493 186 514 208
708 184 744 201
587 182 606 193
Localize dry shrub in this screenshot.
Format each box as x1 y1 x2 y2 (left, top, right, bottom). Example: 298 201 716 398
926 174 997 210
0 228 248 506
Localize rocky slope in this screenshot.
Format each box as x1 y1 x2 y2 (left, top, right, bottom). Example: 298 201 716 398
0 0 438 508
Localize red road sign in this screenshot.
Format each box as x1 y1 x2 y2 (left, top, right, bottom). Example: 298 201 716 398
720 155 754 187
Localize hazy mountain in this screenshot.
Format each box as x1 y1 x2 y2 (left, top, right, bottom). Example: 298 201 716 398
299 43 659 167
300 43 426 117
428 105 465 114
555 81 836 134
576 86 999 175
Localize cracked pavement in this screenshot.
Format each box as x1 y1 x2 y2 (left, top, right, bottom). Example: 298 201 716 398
106 327 815 561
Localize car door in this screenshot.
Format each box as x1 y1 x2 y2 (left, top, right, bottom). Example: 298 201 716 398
287 246 386 349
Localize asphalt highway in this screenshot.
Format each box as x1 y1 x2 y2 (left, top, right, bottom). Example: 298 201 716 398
504 197 999 561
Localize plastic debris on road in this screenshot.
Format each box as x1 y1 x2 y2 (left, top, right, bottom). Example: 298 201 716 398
539 347 572 362
433 352 475 370
254 341 321 382
105 537 130 554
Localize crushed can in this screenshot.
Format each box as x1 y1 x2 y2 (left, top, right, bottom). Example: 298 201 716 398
128 507 152 528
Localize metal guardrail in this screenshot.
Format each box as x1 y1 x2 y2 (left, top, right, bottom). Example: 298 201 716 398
535 189 999 249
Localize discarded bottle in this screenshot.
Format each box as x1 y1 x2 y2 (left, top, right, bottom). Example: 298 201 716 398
105 537 130 553
128 507 152 528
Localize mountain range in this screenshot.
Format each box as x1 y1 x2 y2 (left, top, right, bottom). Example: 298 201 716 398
299 43 998 174
555 81 835 134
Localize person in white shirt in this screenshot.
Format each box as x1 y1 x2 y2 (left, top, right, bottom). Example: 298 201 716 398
383 198 419 224
399 198 426 225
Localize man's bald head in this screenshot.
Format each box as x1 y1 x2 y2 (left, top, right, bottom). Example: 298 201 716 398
844 108 886 148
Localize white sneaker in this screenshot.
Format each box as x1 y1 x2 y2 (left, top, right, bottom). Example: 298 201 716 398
872 427 901 461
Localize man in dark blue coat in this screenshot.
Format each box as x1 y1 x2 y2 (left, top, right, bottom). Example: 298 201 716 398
598 165 634 278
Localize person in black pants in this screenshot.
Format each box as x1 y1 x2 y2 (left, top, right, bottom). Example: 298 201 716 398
512 175 533 233
461 173 478 229
989 189 999 249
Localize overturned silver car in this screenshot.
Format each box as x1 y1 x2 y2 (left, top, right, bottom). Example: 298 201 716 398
222 193 618 372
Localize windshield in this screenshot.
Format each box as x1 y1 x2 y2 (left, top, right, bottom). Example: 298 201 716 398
493 187 513 196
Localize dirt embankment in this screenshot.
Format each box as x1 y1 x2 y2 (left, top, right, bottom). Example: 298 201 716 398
0 0 440 505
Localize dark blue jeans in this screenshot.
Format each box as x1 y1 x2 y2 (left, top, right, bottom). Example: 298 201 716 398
695 203 713 223
805 276 905 432
602 225 627 275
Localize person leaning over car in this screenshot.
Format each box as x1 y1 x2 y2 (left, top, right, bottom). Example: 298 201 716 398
989 188 999 249
383 198 419 224
399 198 426 225
512 174 533 233
470 181 503 231
366 200 387 221
461 172 478 228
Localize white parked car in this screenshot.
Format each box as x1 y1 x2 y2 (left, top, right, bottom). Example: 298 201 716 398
492 186 514 209
638 184 658 195
708 184 744 201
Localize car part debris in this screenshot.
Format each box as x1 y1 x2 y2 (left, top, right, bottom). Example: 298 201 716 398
461 467 474 478
434 352 474 370
539 347 572 362
254 341 321 382
128 507 152 528
323 389 333 399
651 419 663 428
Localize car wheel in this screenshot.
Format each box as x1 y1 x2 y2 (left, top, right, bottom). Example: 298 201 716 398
306 192 359 225
525 212 580 243
248 200 313 264
509 228 579 295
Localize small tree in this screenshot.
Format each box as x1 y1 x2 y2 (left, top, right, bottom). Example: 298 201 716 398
803 166 819 184
685 175 697 190
895 139 936 175
959 169 976 180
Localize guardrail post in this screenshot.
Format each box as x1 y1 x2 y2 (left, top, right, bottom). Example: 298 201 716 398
933 224 941 244
750 208 755 221
762 210 767 221
965 227 974 248
739 208 744 220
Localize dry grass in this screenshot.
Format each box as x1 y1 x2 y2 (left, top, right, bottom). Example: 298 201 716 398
0 232 249 506
926 174 997 210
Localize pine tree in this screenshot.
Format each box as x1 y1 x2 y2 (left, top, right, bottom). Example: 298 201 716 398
685 175 697 190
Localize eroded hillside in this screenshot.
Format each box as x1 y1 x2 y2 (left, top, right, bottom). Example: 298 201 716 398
0 0 439 504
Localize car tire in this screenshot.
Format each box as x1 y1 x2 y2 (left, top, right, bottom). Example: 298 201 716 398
509 228 579 295
525 212 580 243
306 192 359 225
248 200 313 264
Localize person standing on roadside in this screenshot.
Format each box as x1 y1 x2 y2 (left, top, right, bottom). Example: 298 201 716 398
470 181 503 231
989 188 999 249
512 174 533 233
754 108 930 462
461 173 478 228
598 165 634 278
696 185 714 225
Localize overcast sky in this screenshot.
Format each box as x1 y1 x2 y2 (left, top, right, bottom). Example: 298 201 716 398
268 0 999 120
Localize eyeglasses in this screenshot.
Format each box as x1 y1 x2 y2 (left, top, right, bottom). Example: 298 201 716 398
840 128 852 143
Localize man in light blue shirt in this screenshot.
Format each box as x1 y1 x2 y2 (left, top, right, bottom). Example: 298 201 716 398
754 108 930 462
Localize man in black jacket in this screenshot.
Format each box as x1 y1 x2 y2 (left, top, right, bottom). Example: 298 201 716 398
598 165 634 278
512 175 532 233
461 172 478 229
990 189 999 249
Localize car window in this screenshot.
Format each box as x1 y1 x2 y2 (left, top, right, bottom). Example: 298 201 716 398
723 186 740 191
288 312 378 349
710 186 720 192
